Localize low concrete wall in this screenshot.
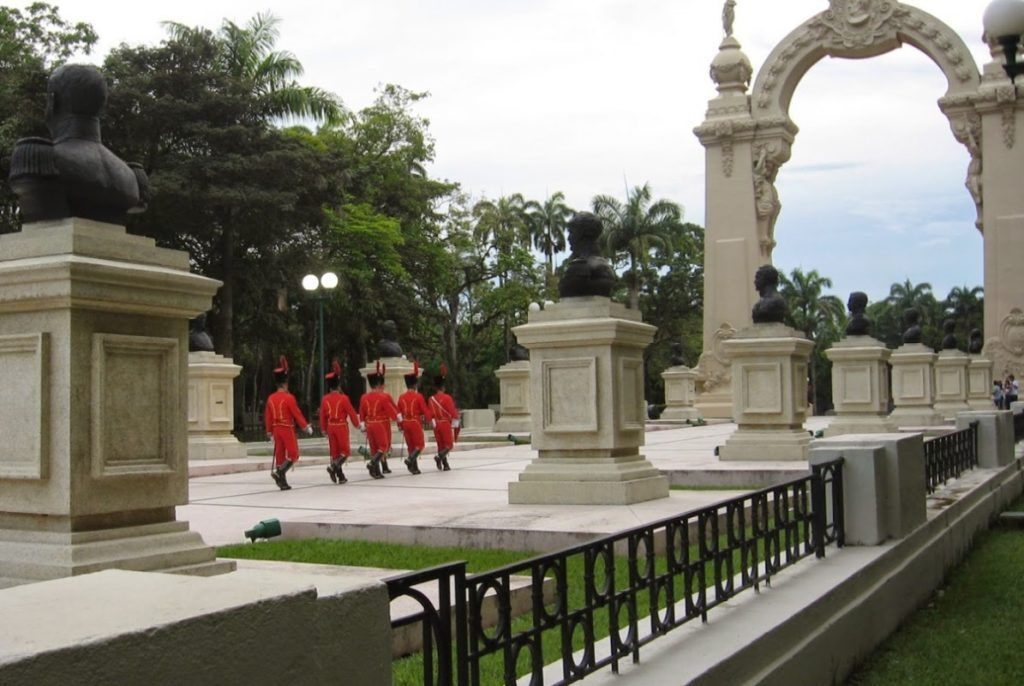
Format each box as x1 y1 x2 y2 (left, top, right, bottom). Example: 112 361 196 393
0 567 392 686
556 458 1024 686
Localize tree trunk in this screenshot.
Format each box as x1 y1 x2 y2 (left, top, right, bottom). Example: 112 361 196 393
215 220 235 357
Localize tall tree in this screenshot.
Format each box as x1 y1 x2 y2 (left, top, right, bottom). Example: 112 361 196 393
525 191 572 295
0 3 97 233
779 268 845 414
592 183 681 310
944 285 984 346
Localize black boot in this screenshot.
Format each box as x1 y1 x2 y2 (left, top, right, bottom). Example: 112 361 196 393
434 452 443 471
440 450 451 471
405 449 421 475
381 460 392 474
335 463 347 483
275 460 293 490
327 461 338 484
369 452 385 479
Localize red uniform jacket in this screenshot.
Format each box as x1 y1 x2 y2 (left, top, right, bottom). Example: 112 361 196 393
320 392 359 430
397 390 431 424
359 390 399 454
264 390 309 433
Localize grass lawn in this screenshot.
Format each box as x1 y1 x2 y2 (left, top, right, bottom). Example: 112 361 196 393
847 512 1024 685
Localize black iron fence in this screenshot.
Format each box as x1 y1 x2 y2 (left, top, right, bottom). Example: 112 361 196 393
923 422 978 494
385 459 845 686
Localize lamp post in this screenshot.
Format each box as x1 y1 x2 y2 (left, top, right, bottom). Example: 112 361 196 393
984 0 1024 80
302 271 338 402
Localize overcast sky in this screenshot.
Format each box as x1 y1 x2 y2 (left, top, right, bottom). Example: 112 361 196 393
19 0 996 302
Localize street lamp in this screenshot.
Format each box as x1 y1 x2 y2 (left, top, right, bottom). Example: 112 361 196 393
984 0 1024 80
302 271 338 402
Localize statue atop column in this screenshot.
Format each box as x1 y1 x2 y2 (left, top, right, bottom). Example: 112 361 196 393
902 308 923 344
558 212 616 298
8 64 150 225
941 319 958 350
751 265 787 324
377 319 404 358
845 291 871 336
722 0 736 38
188 314 216 352
969 328 983 355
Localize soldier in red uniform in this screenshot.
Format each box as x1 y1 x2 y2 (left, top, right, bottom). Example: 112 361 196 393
397 361 431 475
319 359 359 484
264 355 312 490
359 361 399 479
429 364 460 471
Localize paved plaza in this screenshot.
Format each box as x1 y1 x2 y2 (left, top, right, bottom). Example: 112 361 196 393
181 418 832 551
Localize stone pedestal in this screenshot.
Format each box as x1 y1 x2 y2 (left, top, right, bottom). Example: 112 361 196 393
719 323 813 461
933 350 971 419
460 409 495 433
824 336 895 437
187 351 247 460
967 355 995 411
494 360 532 433
360 356 413 403
889 343 941 427
508 297 668 505
661 366 702 422
0 218 234 586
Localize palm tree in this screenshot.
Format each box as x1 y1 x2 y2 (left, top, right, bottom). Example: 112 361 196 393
161 13 343 356
886 279 941 347
164 13 342 126
525 192 572 294
472 194 529 256
779 268 845 414
944 285 984 340
592 183 681 309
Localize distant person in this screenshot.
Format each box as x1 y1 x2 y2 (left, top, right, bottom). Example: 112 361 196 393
319 359 359 484
397 362 431 475
1008 375 1019 409
264 356 312 491
993 380 1004 410
429 365 460 471
359 362 399 479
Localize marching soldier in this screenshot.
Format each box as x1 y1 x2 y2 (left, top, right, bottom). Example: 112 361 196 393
264 355 312 490
359 361 399 479
429 364 460 471
397 361 431 475
319 359 359 484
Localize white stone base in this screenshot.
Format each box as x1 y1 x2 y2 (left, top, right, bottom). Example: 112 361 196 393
694 391 733 419
494 416 532 433
719 428 811 461
188 436 249 460
0 521 235 588
889 408 942 428
508 455 669 505
661 406 703 422
460 409 495 433
824 415 897 437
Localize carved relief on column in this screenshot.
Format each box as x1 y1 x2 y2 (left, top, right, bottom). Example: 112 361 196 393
696 322 737 394
995 84 1017 149
983 308 1024 379
751 141 787 260
949 109 984 232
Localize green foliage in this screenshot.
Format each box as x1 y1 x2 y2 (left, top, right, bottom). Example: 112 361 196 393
779 268 845 413
848 517 1024 685
0 3 97 233
593 183 683 310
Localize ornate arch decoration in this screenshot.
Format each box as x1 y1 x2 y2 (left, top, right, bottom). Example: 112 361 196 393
751 0 981 121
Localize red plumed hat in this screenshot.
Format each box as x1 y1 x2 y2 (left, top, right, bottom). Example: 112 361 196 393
325 358 342 380
273 355 289 382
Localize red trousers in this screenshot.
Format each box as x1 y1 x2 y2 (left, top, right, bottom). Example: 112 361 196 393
271 426 299 467
433 420 454 451
400 419 425 452
365 421 391 455
325 423 352 459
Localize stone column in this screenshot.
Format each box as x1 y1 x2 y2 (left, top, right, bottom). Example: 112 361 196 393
889 343 941 427
967 354 995 411
660 366 702 422
494 360 532 433
718 323 813 461
933 349 971 419
187 351 247 460
0 218 233 586
508 297 667 505
824 337 895 437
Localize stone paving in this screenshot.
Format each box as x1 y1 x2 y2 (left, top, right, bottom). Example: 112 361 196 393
181 418 832 550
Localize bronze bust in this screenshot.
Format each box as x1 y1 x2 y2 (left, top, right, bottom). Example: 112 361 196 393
8 64 149 225
558 212 616 298
751 265 787 324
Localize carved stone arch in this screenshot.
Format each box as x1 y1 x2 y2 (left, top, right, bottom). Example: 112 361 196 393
751 1 981 121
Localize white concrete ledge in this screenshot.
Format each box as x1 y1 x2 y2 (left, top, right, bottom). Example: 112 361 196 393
531 459 1024 685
